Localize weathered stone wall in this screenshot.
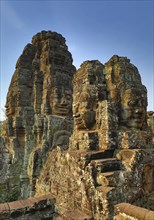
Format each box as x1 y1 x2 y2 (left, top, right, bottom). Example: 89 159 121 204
35 148 117 219
34 147 154 219
35 149 94 215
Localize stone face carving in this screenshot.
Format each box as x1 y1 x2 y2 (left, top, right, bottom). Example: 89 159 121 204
1 31 154 219
31 31 75 116
70 56 153 151
50 85 72 116
70 60 115 151
120 88 147 129
105 55 147 123
73 60 106 130
105 55 152 149
6 44 35 117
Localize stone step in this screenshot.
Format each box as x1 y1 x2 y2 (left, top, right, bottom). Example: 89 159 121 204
90 158 121 172
88 149 115 160
96 170 122 187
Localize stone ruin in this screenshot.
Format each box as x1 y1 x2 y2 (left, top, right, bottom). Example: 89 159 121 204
0 30 154 220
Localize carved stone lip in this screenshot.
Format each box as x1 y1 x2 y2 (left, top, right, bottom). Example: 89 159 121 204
54 104 69 108
134 111 144 115
54 109 69 115
55 105 69 111
73 113 80 118
133 115 144 121
74 115 83 122
133 117 143 120
75 121 83 125
53 108 69 115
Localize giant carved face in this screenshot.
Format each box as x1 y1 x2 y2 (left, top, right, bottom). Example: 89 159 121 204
73 90 96 130
50 87 72 116
5 92 16 117
120 88 147 129
72 61 105 130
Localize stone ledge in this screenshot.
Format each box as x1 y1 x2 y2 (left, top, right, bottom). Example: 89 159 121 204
114 203 154 220
0 194 56 219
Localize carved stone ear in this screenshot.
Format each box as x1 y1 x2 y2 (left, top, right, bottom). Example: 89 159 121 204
52 130 72 149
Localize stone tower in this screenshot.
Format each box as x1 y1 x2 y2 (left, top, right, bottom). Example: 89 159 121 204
69 60 118 151
3 30 76 199
105 55 152 148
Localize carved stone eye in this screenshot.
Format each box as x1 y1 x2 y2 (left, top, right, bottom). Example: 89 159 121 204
142 100 147 107
65 94 71 100
128 100 137 106
88 74 96 84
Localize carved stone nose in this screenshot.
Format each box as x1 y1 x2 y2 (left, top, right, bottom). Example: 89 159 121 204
61 98 66 104
135 109 139 113
135 108 143 114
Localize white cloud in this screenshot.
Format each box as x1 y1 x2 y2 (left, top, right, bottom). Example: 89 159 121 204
1 1 24 30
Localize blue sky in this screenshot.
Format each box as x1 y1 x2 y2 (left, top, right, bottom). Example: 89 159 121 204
0 0 153 120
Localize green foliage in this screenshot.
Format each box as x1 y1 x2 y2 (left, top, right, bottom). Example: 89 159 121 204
0 178 21 202
0 160 22 202
8 185 20 202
